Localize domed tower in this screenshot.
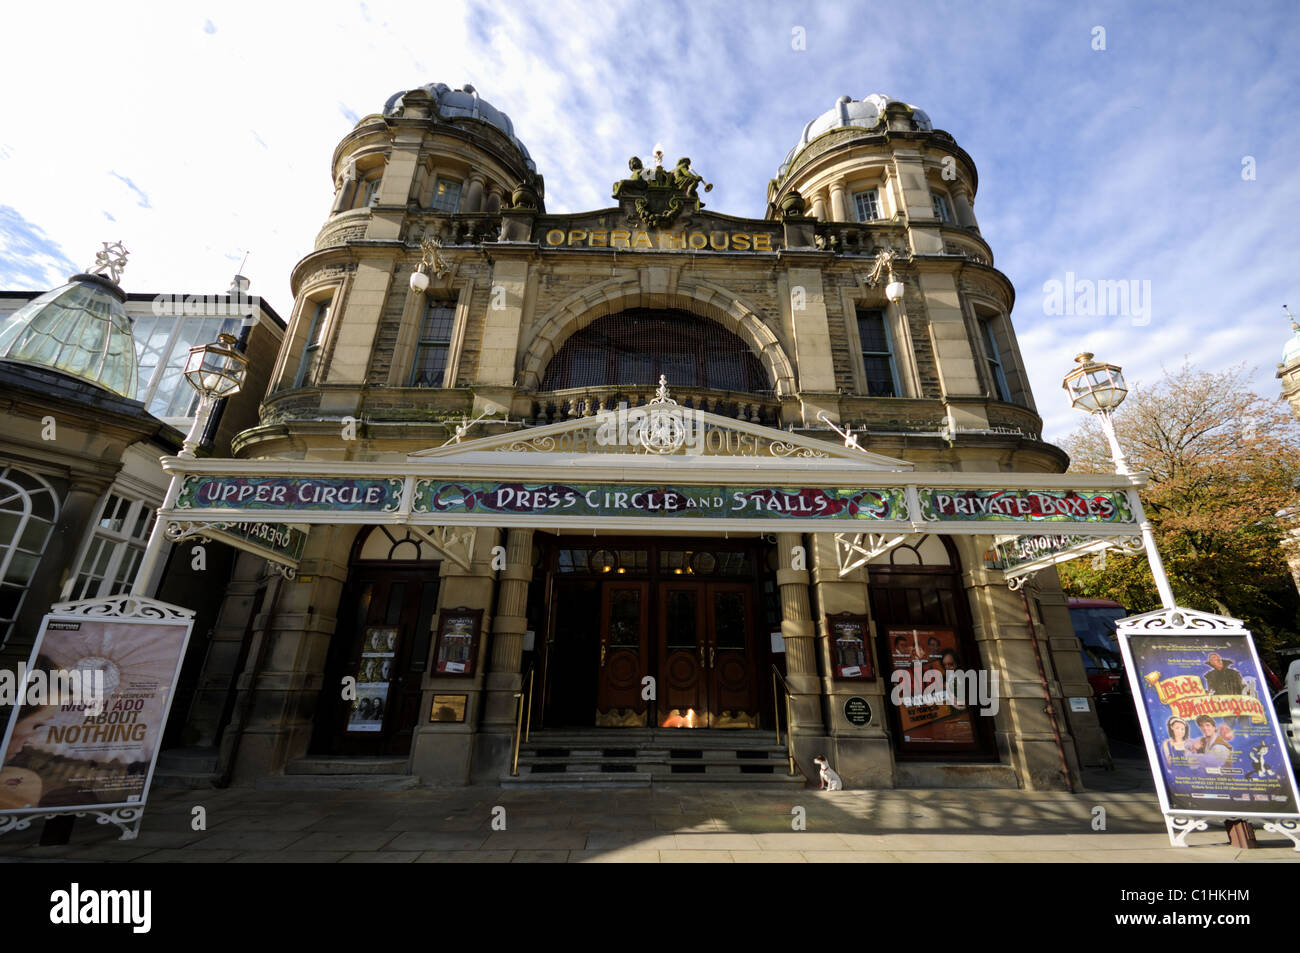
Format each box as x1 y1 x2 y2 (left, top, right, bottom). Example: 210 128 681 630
1279 309 1300 424
768 93 1045 461
1277 310 1300 595
769 93 978 241
256 83 544 440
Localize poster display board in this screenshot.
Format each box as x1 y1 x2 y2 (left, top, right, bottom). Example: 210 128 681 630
885 627 980 747
1116 607 1300 849
347 626 398 732
0 596 194 840
432 607 482 676
827 612 873 680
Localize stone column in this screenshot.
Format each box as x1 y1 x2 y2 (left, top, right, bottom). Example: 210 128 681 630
951 186 977 230
810 192 828 222
1033 568 1111 770
484 527 534 726
185 551 268 746
960 538 1082 792
775 532 827 772
228 525 351 784
809 534 894 787
828 180 849 222
462 173 486 214
485 185 505 213
409 528 502 784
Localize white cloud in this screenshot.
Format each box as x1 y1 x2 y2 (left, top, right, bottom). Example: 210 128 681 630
0 0 1295 450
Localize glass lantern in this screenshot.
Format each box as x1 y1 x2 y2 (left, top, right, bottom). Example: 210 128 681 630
1062 352 1127 414
183 332 249 400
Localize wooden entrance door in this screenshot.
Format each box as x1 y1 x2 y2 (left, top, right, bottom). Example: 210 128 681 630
659 585 706 726
319 566 440 756
596 582 649 726
706 584 756 727
658 582 756 728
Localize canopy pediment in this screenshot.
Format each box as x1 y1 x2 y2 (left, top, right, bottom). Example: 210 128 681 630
408 407 914 472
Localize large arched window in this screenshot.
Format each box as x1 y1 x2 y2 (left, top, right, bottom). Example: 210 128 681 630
0 467 61 646
539 310 769 393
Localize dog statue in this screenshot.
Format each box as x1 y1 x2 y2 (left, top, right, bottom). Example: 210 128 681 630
813 755 843 791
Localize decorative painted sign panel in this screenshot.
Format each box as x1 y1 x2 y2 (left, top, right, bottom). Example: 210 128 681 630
920 489 1133 523
414 481 909 521
176 476 404 512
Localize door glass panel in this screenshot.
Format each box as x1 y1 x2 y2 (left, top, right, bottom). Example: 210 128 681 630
385 582 406 625
608 588 642 646
713 590 747 650
664 590 698 649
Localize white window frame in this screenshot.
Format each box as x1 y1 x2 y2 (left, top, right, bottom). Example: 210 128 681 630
0 468 60 645
131 311 242 422
856 306 901 398
980 315 1011 401
931 190 952 223
64 491 156 602
293 298 332 389
430 176 462 213
853 188 881 222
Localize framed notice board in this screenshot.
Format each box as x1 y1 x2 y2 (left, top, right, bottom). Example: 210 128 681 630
432 607 483 677
828 612 874 680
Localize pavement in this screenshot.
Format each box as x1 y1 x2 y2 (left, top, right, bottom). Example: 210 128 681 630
1 752 1296 863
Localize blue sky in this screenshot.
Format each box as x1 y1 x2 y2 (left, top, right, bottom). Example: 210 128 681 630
1 0 1297 440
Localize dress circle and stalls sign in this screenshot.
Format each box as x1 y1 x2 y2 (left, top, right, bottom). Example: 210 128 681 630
414 481 908 522
0 607 193 813
1120 631 1300 816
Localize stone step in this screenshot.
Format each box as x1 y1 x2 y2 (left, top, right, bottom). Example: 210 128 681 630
518 754 789 769
500 773 652 789
152 746 220 789
285 756 410 776
524 730 780 748
151 771 220 790
256 773 421 791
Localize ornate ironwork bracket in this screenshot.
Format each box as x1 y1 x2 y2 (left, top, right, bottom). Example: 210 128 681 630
1261 818 1300 851
1164 814 1210 847
48 594 194 621
404 524 476 571
834 532 916 577
0 806 144 841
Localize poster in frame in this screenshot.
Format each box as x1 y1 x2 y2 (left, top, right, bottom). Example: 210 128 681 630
432 607 482 677
0 596 195 838
1117 622 1300 826
827 612 874 680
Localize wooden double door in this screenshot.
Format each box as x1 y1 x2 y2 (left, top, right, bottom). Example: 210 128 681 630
594 580 758 728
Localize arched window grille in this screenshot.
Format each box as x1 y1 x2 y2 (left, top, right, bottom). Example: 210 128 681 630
0 467 61 646
539 310 769 393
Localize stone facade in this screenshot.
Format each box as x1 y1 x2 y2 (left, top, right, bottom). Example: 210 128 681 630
198 86 1108 791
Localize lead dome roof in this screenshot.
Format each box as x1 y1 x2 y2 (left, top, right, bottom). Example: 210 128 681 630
779 93 933 177
383 82 535 172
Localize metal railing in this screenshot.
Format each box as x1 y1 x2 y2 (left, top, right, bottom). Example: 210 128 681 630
770 665 797 776
510 662 536 777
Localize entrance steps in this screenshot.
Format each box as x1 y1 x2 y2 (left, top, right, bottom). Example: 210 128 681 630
152 746 220 789
502 729 809 788
257 756 419 791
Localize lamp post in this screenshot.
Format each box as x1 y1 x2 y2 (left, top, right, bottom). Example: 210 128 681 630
1062 352 1176 609
131 333 249 597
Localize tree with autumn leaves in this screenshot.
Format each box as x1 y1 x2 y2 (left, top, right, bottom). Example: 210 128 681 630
1057 361 1300 662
